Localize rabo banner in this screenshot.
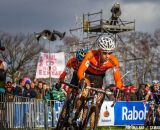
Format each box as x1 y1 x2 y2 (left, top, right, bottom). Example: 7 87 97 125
114 101 150 125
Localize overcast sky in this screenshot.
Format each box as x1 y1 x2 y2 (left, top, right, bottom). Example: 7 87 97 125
0 0 160 35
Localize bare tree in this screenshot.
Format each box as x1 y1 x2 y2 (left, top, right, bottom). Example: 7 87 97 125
117 31 160 84
0 32 45 82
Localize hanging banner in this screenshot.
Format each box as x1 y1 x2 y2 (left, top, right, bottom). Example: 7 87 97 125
36 52 65 78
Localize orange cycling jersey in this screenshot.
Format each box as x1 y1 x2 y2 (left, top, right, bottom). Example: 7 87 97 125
59 57 80 81
77 50 123 89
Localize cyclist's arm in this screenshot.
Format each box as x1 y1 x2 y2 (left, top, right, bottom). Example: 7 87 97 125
111 57 123 89
77 51 92 80
59 58 73 81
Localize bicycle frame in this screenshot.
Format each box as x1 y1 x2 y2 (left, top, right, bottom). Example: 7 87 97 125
55 81 80 130
80 86 113 130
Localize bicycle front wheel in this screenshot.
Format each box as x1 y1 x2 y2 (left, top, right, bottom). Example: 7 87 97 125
56 95 72 130
81 105 99 130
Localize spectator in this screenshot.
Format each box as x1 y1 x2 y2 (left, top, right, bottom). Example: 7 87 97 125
5 81 14 94
145 80 160 105
137 84 149 101
4 81 14 101
110 2 121 25
145 101 156 126
30 82 37 98
155 104 160 125
0 61 7 93
14 79 25 96
0 60 7 127
42 82 49 97
23 82 31 97
129 86 137 101
33 78 39 88
36 81 44 99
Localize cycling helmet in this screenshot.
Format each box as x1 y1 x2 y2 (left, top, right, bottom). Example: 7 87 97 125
76 49 87 61
98 37 115 52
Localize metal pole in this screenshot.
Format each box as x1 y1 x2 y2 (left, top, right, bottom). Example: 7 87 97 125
44 101 48 130
49 40 51 89
48 40 54 127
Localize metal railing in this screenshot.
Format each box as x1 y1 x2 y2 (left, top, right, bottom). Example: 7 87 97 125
0 93 63 129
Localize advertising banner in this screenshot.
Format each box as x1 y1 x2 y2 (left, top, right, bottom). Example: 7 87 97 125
48 101 64 126
14 103 29 127
114 101 150 125
36 52 65 78
98 101 114 126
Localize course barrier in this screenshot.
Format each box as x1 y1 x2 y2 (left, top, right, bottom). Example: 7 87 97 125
0 93 150 129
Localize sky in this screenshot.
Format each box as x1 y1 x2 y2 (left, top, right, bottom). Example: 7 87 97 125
0 0 160 36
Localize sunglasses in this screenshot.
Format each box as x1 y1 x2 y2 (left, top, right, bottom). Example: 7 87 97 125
101 51 113 55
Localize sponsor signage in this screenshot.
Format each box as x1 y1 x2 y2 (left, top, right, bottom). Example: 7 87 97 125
98 101 114 126
114 101 150 125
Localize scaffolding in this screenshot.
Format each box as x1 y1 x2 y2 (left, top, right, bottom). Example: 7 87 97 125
82 11 135 34
70 9 135 50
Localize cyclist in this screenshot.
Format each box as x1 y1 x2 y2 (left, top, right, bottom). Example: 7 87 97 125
55 49 87 129
75 36 124 129
56 49 87 92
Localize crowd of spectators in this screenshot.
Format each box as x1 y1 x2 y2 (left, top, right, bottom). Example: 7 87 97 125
103 81 159 104
3 78 50 99
0 57 159 104
1 76 160 104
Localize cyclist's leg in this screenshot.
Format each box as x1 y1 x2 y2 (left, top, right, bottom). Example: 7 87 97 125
71 79 89 125
72 95 87 121
87 74 104 130
90 93 105 130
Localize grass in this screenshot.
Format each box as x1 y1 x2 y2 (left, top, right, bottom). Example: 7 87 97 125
2 126 151 130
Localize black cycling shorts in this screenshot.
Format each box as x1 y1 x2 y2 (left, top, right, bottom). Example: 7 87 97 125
85 71 105 88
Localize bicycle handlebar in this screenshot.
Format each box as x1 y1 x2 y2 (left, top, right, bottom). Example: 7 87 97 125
60 81 113 95
86 86 113 95
60 81 79 89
